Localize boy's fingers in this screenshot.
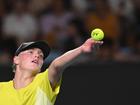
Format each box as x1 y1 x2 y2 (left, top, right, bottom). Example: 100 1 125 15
94 40 104 44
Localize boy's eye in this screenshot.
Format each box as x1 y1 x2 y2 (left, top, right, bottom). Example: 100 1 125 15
40 54 44 58
28 50 33 54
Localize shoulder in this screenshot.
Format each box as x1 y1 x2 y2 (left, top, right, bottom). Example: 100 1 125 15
31 69 50 90
0 81 12 88
37 69 49 77
34 69 49 82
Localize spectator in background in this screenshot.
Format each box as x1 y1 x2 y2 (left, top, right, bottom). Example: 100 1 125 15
112 0 140 62
29 0 52 16
132 0 140 59
0 0 12 65
131 0 140 39
2 0 38 45
63 19 83 52
71 0 88 15
40 0 74 50
84 0 121 43
109 0 134 20
0 49 12 66
113 0 135 45
0 0 5 37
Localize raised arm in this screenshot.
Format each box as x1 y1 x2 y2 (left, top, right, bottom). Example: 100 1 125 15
48 38 103 89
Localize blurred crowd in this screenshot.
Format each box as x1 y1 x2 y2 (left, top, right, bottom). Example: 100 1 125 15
0 0 140 66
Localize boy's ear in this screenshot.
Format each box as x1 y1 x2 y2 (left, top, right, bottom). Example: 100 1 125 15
13 56 19 65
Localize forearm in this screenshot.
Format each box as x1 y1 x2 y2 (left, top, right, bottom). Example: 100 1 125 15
53 46 83 71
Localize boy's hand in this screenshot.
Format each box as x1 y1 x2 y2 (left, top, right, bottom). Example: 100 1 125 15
81 38 103 53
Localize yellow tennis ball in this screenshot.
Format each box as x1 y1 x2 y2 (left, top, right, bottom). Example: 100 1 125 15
91 28 104 41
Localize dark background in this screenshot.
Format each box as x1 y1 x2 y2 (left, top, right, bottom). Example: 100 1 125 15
56 62 140 105
1 62 140 105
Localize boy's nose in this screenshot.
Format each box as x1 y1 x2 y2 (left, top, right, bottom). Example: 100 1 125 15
34 53 39 58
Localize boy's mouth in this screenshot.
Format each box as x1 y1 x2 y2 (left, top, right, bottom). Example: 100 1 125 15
32 60 39 65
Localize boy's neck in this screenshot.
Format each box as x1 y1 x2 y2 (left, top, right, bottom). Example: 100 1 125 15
13 70 35 89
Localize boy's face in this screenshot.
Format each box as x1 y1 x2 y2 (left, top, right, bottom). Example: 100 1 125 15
14 48 44 73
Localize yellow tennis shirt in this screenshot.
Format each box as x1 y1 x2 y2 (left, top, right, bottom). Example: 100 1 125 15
0 69 61 105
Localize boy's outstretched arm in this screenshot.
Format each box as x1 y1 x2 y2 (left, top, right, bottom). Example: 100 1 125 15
48 38 103 89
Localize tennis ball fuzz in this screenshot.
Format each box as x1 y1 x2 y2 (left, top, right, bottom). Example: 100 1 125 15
91 28 104 41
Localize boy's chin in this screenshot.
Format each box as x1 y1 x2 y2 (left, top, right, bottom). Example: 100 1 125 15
29 67 41 73
31 69 41 75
